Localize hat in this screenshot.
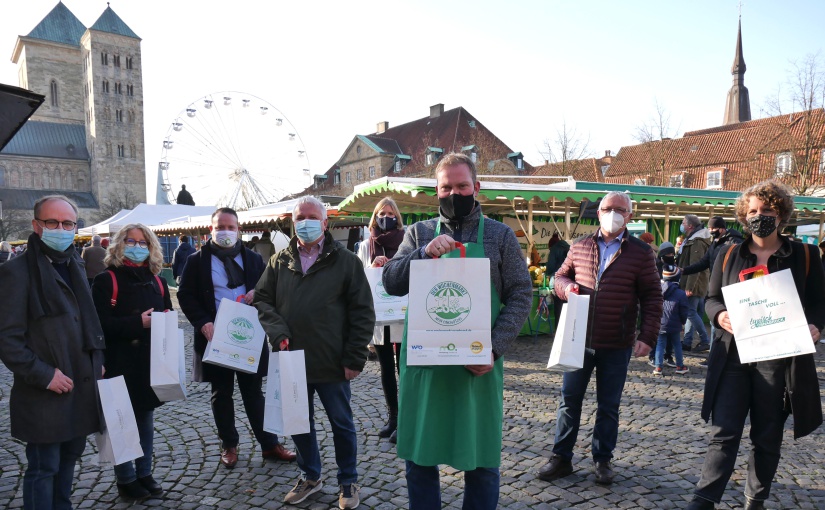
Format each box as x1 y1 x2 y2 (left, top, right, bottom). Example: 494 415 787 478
639 232 654 244
100 238 110 248
709 216 726 229
658 241 675 257
662 264 681 281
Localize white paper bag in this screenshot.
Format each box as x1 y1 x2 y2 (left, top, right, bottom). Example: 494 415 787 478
721 269 815 363
407 258 492 365
264 350 310 436
96 376 143 465
150 311 187 401
204 297 266 373
365 267 408 325
547 293 589 372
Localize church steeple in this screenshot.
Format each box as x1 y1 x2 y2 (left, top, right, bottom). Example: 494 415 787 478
723 18 751 125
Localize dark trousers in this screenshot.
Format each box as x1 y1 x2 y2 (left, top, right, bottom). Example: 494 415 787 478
210 369 279 451
23 436 86 510
694 356 788 503
375 327 399 418
406 461 499 510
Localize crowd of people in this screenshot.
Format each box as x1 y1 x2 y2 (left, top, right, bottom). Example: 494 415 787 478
0 163 823 510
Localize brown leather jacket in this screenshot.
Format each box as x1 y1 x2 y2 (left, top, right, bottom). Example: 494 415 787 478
555 230 663 349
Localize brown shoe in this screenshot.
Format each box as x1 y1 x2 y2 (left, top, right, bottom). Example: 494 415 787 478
262 444 297 462
594 460 614 485
220 447 238 468
537 454 573 482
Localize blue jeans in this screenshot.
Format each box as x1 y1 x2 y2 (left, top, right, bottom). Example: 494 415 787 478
683 295 709 347
23 436 86 510
406 461 499 510
114 409 154 483
552 347 633 462
291 381 357 485
694 354 788 503
655 331 684 368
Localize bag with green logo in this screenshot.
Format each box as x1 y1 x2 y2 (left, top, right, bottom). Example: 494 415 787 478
204 297 266 373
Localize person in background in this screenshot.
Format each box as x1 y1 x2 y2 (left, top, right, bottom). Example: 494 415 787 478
357 197 405 443
544 232 570 329
176 184 195 206
675 235 684 253
253 231 276 261
639 232 658 256
91 223 172 501
178 208 296 470
651 241 678 367
677 215 711 353
0 241 13 264
247 235 260 249
171 235 196 285
0 195 105 510
81 235 107 286
652 265 689 376
101 237 110 250
686 179 825 510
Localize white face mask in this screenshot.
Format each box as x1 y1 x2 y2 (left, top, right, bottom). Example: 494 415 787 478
599 211 625 234
214 230 238 248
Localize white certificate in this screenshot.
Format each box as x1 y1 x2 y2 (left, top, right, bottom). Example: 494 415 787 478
365 267 407 324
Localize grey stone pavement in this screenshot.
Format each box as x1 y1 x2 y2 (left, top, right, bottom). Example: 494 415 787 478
1 291 824 509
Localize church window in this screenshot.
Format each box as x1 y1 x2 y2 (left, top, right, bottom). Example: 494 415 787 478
0 167 5 186
102 80 109 93
116 109 123 122
42 170 50 188
50 80 58 107
10 169 20 187
106 142 112 156
115 82 122 95
101 52 108 65
126 57 133 69
113 54 120 67
130 145 136 159
117 145 125 158
128 110 134 123
127 84 134 96
104 106 111 120
775 152 792 177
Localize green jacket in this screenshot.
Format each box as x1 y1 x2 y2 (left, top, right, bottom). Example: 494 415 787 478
253 232 375 383
679 228 711 297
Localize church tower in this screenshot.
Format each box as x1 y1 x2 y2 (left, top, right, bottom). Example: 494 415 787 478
81 5 147 207
722 19 751 125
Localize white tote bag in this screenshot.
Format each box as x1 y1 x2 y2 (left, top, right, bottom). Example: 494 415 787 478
96 376 144 465
721 268 815 363
263 350 310 436
547 293 590 372
150 310 187 402
204 297 266 373
364 267 407 325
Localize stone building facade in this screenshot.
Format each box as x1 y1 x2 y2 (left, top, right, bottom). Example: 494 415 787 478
0 2 146 229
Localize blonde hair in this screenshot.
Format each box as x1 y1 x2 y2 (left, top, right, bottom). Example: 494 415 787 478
0 241 11 253
368 197 404 230
105 223 164 274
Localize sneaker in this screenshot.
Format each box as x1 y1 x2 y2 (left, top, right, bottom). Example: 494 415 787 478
647 359 656 367
698 359 708 367
652 367 663 376
682 343 692 352
338 483 361 509
693 343 710 353
674 366 689 374
664 358 677 368
283 478 323 505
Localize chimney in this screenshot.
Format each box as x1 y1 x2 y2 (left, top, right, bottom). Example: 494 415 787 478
376 121 389 134
429 103 444 118
605 150 611 157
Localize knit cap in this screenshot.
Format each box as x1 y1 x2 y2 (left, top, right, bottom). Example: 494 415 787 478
662 264 681 282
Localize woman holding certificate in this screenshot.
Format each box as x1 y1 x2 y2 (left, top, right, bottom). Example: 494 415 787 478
686 180 825 510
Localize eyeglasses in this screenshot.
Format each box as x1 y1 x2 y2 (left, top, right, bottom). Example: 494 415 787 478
124 238 149 248
600 207 629 215
35 218 77 231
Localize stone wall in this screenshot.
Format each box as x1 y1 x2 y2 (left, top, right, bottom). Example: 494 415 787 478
18 40 85 124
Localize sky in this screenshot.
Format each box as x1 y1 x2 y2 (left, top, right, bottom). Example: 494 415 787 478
2 0 824 203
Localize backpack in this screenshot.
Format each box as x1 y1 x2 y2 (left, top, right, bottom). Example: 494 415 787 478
108 269 164 307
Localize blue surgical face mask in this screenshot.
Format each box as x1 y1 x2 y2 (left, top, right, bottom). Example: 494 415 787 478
295 219 323 243
124 246 150 263
679 224 686 234
40 228 76 252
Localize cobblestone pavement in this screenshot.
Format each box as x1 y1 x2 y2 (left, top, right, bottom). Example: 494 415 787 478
1 292 824 509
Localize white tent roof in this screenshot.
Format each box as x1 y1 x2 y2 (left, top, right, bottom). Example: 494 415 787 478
79 204 215 236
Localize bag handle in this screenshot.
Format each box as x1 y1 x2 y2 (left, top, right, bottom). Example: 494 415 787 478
108 270 165 308
452 241 466 258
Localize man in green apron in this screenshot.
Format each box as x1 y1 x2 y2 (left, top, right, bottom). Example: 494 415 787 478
383 153 532 509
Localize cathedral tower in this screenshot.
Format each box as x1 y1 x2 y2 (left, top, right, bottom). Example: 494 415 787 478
722 18 751 125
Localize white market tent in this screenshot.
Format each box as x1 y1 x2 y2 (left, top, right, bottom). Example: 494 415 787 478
79 204 215 236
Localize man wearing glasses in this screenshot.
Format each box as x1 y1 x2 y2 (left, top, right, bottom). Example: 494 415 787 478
538 191 662 485
0 195 106 509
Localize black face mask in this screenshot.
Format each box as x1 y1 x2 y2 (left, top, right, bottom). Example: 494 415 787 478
710 229 722 239
747 214 777 238
661 255 675 265
376 216 397 231
439 193 476 221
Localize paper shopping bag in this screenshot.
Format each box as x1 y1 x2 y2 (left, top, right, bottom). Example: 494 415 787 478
721 268 815 363
263 350 310 436
547 293 589 372
407 258 492 365
364 267 408 325
96 376 143 465
150 311 187 401
204 297 266 373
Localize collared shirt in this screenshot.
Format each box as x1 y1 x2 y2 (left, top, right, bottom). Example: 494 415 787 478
596 229 624 280
298 237 325 274
211 254 246 309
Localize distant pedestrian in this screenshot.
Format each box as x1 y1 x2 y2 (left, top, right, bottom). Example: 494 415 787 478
677 215 711 353
176 184 195 206
171 235 195 285
252 231 276 261
81 235 107 285
0 241 13 264
652 265 689 376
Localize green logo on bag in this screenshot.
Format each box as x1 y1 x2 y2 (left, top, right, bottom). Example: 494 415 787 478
227 317 255 344
426 281 471 326
375 281 393 301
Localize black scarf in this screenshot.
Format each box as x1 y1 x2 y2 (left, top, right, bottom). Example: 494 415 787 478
369 227 404 263
25 232 104 352
206 239 245 289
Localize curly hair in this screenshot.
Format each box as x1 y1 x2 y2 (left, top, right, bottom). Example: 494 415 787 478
104 223 164 275
368 197 404 230
735 179 794 233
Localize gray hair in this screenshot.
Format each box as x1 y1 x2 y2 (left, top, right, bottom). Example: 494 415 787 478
292 196 327 221
683 214 702 228
33 194 78 218
603 191 633 213
92 235 102 246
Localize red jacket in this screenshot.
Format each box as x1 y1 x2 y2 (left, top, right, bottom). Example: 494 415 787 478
555 230 663 349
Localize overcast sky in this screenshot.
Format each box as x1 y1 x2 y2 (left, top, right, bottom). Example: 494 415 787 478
2 0 824 203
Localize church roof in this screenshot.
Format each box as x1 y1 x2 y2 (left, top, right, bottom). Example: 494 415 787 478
1 121 90 160
26 1 87 47
90 6 140 40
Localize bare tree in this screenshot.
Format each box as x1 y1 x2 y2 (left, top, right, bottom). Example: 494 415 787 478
541 119 593 174
93 187 140 223
631 99 682 186
0 208 33 241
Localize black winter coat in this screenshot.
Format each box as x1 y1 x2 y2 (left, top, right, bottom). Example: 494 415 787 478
171 242 196 279
659 281 689 334
703 237 825 439
92 265 172 413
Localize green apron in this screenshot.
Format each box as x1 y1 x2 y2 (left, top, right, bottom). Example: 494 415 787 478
397 218 504 470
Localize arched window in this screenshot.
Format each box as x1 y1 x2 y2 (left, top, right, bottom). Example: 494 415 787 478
50 80 59 107
42 169 50 188
0 166 5 186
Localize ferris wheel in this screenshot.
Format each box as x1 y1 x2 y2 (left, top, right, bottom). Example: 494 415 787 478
158 91 311 210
